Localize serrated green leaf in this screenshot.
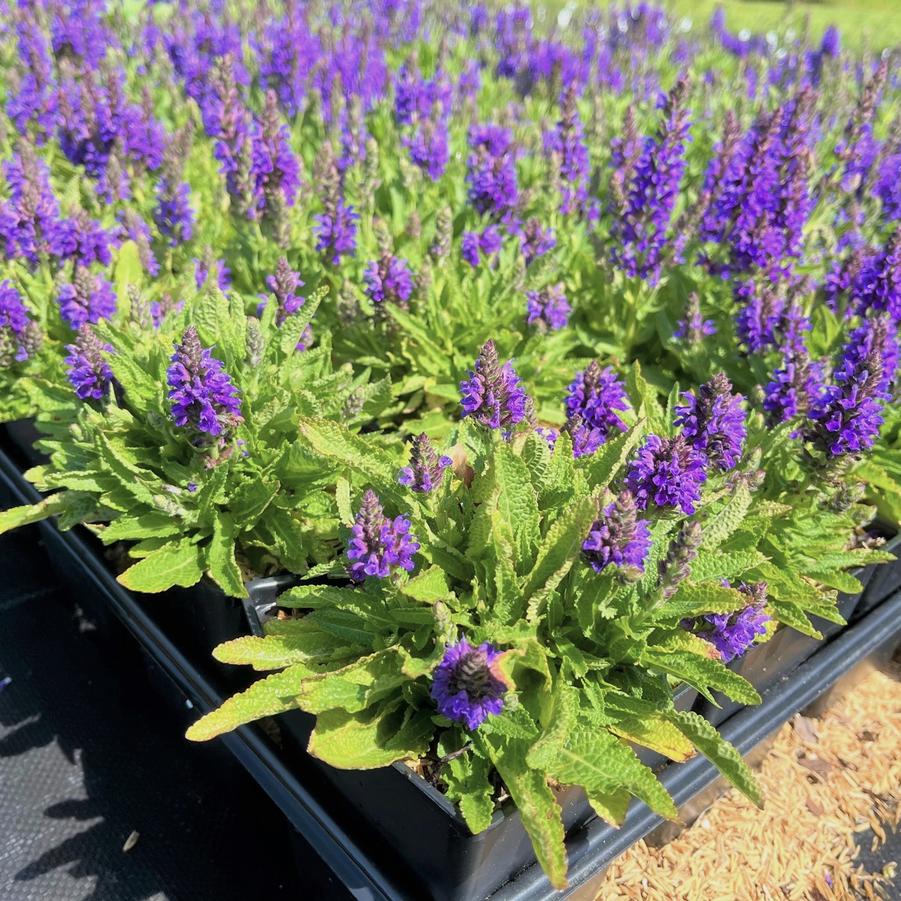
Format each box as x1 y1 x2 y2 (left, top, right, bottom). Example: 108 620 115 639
445 752 496 834
0 493 70 534
118 542 205 593
642 648 761 706
702 483 753 550
308 703 433 769
296 649 409 714
690 549 768 583
208 515 247 598
99 512 183 543
669 709 762 806
186 665 307 741
587 787 631 826
655 581 750 622
482 735 568 890
399 565 449 603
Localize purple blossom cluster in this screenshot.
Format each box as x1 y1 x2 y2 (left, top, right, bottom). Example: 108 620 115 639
565 362 629 442
58 269 117 331
461 227 502 268
364 254 415 310
167 327 243 441
398 434 453 493
686 582 771 662
526 284 571 332
65 326 115 401
460 340 529 432
583 491 652 578
625 434 707 515
430 638 507 731
347 490 419 582
674 373 747 472
466 125 519 222
0 282 40 367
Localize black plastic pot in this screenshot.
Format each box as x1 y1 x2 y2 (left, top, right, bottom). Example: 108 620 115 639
854 530 901 622
2 445 900 901
1 418 46 468
693 584 865 728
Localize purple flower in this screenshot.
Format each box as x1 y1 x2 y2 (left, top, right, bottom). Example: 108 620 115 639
314 198 358 265
58 270 117 331
806 314 897 456
611 76 691 283
65 326 115 402
0 150 60 264
658 521 704 599
154 180 194 247
534 426 558 451
403 111 450 181
266 258 305 323
625 434 707 515
466 124 518 220
0 281 39 366
583 491 651 577
853 230 901 322
687 582 770 662
674 373 747 472
563 414 604 459
734 278 785 354
526 283 570 331
398 434 453 493
364 254 414 309
49 213 116 268
346 490 419 581
430 638 507 731
461 227 502 268
460 340 529 431
565 362 629 441
167 326 243 440
764 348 825 424
544 84 597 220
194 256 232 291
249 91 301 230
518 217 555 264
674 293 717 345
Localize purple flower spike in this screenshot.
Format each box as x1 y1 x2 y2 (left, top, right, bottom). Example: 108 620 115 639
460 340 529 431
430 638 508 731
346 490 419 581
58 269 117 331
526 283 571 331
398 434 452 493
565 362 629 441
65 326 115 402
314 198 358 265
583 491 651 578
625 434 707 515
167 326 243 441
562 414 604 459
687 582 771 662
806 314 898 456
364 254 414 309
675 373 747 472
674 293 716 345
0 281 39 366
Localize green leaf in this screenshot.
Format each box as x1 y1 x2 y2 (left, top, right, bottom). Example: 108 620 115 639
99 512 183 543
493 443 541 571
766 599 823 638
295 649 410 714
229 477 278 528
186 665 307 741
399 566 450 603
444 751 496 834
529 726 678 819
298 418 398 487
581 426 644 490
587 787 631 826
307 703 433 769
522 493 598 601
690 549 768 583
481 735 568 890
118 542 205 593
207 515 247 598
642 648 761 706
214 625 361 671
0 493 71 534
655 581 751 622
669 709 762 806
702 483 752 550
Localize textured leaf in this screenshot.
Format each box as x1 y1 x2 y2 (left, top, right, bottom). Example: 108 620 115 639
399 566 449 603
669 709 762 806
766 599 823 638
643 648 761 705
207 515 247 598
655 581 750 621
529 727 678 819
493 443 541 571
186 665 307 741
587 787 631 826
118 542 205 593
308 704 433 769
0 493 70 534
581 426 644 490
702 483 752 550
99 512 183 543
295 650 410 714
214 625 360 671
522 494 598 601
690 549 768 583
483 735 568 890
297 418 398 486
445 751 496 834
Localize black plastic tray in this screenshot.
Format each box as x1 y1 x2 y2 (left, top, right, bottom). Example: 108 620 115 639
1 444 900 900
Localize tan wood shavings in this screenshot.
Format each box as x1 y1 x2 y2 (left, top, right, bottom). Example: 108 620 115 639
598 665 901 901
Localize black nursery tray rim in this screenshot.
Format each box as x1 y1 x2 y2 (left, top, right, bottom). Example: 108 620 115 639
2 445 900 901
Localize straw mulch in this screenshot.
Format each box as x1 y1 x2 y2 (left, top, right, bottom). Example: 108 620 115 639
599 661 901 900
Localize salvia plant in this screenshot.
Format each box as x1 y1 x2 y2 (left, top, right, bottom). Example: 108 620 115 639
0 0 899 889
